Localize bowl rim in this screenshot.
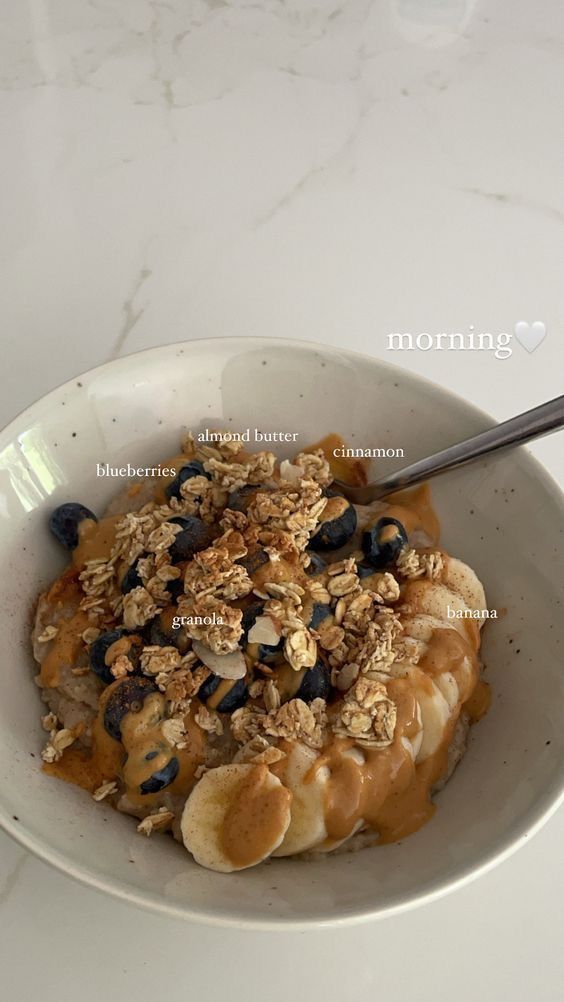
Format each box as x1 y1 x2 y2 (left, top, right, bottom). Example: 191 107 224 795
1 334 563 929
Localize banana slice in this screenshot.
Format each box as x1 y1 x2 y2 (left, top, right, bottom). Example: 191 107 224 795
442 557 487 619
405 700 424 760
314 818 366 854
415 678 451 762
401 613 445 643
433 670 460 711
401 614 474 698
404 581 473 641
181 763 292 872
395 666 451 763
273 744 370 856
271 743 329 857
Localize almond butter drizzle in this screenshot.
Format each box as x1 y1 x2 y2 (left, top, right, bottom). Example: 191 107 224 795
322 496 350 522
207 678 237 710
73 514 122 566
40 516 121 688
463 679 491 722
305 433 369 486
274 663 305 701
45 682 205 805
380 484 441 544
39 570 91 688
220 764 292 867
250 555 306 591
307 593 482 845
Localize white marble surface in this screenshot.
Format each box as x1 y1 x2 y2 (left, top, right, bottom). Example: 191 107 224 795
1 0 563 998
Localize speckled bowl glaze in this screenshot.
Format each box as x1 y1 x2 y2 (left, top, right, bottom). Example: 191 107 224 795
1 337 563 928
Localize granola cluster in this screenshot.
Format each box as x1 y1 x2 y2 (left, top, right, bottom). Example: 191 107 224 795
333 677 397 748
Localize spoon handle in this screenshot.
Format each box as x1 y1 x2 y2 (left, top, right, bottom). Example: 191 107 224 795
337 394 564 504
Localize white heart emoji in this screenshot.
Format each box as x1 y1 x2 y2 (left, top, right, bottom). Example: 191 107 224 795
514 320 547 353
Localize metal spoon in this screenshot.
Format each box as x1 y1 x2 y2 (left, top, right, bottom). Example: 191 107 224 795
333 394 564 504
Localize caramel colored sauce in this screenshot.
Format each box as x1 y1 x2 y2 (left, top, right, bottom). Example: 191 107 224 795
274 663 305 701
316 713 455 846
380 484 441 545
39 568 91 687
207 678 237 710
372 730 452 843
322 496 350 522
417 626 479 704
220 764 292 868
40 616 90 688
40 522 119 688
303 433 369 486
315 680 421 844
403 577 480 650
73 515 122 567
251 556 306 591
44 682 205 806
43 748 106 791
312 555 485 845
463 680 491 722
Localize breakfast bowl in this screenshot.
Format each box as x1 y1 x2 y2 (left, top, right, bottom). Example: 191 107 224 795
1 337 563 928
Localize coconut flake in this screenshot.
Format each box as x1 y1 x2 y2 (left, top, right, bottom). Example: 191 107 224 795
247 615 281 647
192 641 247 680
279 460 305 485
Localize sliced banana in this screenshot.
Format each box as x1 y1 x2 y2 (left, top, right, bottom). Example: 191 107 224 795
433 670 460 711
401 613 445 644
394 666 451 763
273 743 371 856
404 581 474 641
272 743 329 857
314 818 366 854
181 763 292 872
442 557 487 620
405 701 424 760
413 677 451 762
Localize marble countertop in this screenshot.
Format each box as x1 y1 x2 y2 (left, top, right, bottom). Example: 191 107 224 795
1 1 563 999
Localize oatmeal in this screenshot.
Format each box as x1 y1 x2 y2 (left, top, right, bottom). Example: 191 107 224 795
34 430 491 872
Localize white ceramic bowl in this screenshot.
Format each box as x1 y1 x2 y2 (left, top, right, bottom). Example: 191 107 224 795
1 338 563 928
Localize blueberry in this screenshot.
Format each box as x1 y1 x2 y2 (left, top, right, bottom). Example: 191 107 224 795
90 629 141 685
257 640 283 663
167 576 185 602
216 678 249 712
165 461 210 501
139 756 179 794
357 561 377 579
236 548 269 576
308 603 332 630
148 608 190 654
310 490 357 551
295 660 331 703
197 674 220 702
361 517 408 569
357 561 384 587
226 485 258 513
120 559 143 594
239 601 282 661
305 552 327 576
198 675 248 713
241 602 265 639
168 516 212 563
103 677 157 741
49 502 97 550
